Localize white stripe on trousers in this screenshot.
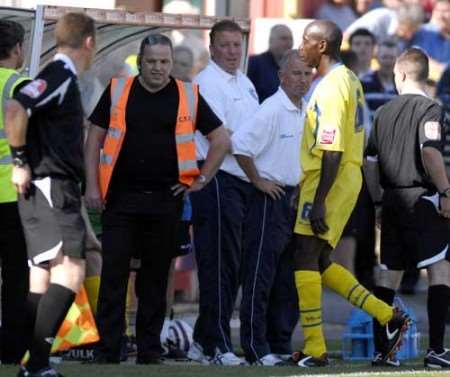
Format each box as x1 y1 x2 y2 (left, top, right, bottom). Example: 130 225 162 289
214 176 231 352
249 195 268 360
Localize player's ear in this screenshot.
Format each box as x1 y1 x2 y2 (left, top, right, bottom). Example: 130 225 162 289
85 36 95 51
318 39 327 54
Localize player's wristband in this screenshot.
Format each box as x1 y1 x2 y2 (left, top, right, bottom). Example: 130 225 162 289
10 145 28 167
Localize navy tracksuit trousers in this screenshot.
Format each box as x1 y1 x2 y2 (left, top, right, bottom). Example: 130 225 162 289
240 187 299 361
191 170 298 359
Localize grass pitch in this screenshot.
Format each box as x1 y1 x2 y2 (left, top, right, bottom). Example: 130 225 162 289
1 360 449 377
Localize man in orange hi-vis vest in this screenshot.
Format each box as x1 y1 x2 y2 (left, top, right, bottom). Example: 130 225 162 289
84 33 230 364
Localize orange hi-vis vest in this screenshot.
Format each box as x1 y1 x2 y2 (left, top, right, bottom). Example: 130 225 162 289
99 77 200 200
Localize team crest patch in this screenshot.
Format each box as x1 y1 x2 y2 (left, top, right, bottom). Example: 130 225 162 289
20 79 47 99
424 121 440 140
319 128 336 145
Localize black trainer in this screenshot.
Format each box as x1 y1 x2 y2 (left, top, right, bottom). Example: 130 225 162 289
371 352 401 367
292 351 329 367
424 348 450 368
379 308 410 359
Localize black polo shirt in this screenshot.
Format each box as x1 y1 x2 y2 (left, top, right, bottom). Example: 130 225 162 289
89 77 222 192
366 94 444 195
14 59 84 182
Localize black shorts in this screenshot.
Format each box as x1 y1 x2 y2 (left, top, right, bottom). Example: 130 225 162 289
380 191 450 270
18 177 86 265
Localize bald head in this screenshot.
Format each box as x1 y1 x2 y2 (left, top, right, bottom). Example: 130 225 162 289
269 24 293 62
305 20 343 58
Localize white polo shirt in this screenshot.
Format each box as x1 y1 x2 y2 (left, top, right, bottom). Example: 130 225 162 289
232 87 306 187
194 60 259 180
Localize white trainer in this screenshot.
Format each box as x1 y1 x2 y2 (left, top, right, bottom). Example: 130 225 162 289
253 353 287 366
187 342 210 365
212 350 247 366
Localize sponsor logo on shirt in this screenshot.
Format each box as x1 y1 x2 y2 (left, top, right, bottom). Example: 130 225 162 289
424 121 440 140
319 128 336 144
280 133 294 139
20 79 47 99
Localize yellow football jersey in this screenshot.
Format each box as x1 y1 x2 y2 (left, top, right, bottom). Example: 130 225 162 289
294 64 365 247
301 64 365 174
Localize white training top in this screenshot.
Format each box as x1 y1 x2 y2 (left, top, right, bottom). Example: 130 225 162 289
194 60 259 180
231 87 306 186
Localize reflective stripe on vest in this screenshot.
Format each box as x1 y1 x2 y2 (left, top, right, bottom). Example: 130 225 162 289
0 70 26 203
98 77 200 200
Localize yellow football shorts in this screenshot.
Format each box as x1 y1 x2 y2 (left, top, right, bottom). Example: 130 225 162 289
294 163 362 248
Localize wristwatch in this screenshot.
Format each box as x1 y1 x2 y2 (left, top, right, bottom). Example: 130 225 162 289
439 188 450 198
197 174 207 184
12 157 27 167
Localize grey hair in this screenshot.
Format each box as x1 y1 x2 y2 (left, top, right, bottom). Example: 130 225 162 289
396 3 424 26
279 49 302 71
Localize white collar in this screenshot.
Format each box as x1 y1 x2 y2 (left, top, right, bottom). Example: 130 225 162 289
209 59 239 82
401 87 429 98
53 53 77 75
277 87 305 112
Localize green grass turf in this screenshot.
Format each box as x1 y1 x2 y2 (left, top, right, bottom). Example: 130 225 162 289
1 360 449 377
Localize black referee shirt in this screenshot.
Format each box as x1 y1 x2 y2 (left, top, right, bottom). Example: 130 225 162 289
13 57 84 183
89 77 222 192
366 93 444 192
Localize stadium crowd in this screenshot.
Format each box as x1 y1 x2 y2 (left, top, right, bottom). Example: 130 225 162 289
0 0 450 376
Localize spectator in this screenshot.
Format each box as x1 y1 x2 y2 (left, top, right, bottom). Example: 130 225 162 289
172 45 194 82
233 50 312 366
344 0 423 41
316 0 357 31
361 39 399 117
409 0 450 79
0 19 30 366
85 33 230 364
247 24 293 102
188 20 259 366
395 2 425 51
352 0 383 16
349 28 377 77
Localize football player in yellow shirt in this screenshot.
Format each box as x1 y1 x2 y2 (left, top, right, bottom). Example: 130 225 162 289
292 20 410 367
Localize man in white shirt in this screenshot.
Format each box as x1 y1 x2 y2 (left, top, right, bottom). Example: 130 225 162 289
188 20 259 365
232 50 312 366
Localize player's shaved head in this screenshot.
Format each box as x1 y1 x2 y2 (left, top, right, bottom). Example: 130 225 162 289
396 47 429 82
304 20 343 59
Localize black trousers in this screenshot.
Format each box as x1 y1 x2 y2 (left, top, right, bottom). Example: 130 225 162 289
0 202 29 363
191 171 253 355
96 190 183 362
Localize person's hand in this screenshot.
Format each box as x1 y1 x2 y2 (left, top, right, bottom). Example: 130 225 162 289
187 180 205 193
254 178 285 200
172 183 188 196
310 200 329 235
11 164 31 195
84 184 104 211
290 186 300 209
439 196 450 218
